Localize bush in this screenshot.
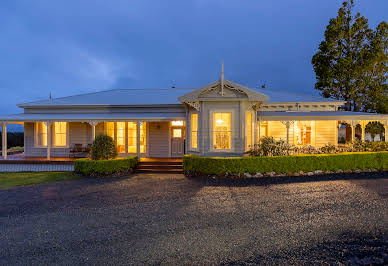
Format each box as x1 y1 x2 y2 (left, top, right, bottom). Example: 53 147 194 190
74 156 138 176
91 135 118 160
247 137 292 156
183 152 388 176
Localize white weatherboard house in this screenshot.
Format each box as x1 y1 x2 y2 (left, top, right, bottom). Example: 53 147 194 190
1 73 388 160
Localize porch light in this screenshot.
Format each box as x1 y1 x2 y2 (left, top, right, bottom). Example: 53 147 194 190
172 121 184 126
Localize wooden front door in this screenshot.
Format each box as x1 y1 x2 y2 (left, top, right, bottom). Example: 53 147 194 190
171 127 184 157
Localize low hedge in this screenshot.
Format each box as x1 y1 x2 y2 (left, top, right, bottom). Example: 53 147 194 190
183 152 388 176
74 156 138 176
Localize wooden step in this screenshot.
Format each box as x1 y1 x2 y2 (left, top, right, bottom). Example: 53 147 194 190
135 168 183 174
139 162 182 166
137 165 183 170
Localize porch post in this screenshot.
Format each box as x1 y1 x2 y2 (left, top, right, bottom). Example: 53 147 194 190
351 121 355 143
45 121 52 160
88 121 98 142
136 121 141 159
2 122 7 160
361 122 365 141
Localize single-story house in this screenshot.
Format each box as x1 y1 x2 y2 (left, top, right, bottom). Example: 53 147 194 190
1 75 388 160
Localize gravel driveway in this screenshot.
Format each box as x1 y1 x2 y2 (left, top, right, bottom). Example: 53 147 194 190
0 173 387 265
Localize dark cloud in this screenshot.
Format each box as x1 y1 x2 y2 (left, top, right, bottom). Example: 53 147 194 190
0 0 386 113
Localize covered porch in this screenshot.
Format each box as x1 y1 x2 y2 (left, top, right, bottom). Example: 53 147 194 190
0 112 187 161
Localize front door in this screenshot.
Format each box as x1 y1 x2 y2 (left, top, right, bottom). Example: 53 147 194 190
171 127 184 157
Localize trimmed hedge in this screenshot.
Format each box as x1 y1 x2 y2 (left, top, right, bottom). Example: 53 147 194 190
183 152 388 176
74 156 138 176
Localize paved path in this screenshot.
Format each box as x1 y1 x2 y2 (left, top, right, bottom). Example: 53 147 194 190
0 174 387 265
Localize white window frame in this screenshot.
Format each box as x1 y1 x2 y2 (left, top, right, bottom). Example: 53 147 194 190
34 122 48 148
190 112 199 151
53 122 69 148
209 111 233 152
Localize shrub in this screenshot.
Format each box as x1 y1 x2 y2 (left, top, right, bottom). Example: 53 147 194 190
183 152 388 176
247 137 292 156
320 143 337 154
91 135 118 160
74 156 138 176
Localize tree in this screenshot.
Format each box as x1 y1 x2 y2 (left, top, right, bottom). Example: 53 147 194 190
312 0 387 112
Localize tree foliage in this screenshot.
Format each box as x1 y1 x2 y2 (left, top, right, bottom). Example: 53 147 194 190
312 0 388 112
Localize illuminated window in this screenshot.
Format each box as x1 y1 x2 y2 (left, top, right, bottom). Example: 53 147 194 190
171 121 184 126
35 122 47 147
116 122 126 153
140 122 146 153
258 122 268 142
127 122 137 153
191 113 198 149
213 112 231 150
173 129 182 138
246 112 253 150
104 122 115 140
295 121 312 145
54 122 67 147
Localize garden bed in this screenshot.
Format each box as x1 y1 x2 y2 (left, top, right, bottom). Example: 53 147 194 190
183 152 388 178
74 156 138 177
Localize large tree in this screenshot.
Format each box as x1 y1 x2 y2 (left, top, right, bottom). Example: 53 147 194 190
312 0 387 112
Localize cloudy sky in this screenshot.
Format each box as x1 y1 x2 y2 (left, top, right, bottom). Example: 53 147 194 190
0 0 387 114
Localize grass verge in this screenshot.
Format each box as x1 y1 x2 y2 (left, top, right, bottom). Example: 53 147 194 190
0 172 80 189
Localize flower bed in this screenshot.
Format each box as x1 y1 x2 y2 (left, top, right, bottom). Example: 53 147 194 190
183 152 388 178
74 156 138 176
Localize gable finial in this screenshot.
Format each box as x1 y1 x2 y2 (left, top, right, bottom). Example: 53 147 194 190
49 91 52 100
221 61 224 96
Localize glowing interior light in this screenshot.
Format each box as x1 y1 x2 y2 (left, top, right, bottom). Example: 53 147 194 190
172 121 184 126
216 119 224 125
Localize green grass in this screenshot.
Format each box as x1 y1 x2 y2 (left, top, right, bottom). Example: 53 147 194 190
0 172 80 189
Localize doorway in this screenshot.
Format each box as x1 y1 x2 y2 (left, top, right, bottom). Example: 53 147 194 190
171 125 185 157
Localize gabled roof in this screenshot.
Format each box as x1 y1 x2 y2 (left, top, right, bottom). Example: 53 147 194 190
178 79 269 102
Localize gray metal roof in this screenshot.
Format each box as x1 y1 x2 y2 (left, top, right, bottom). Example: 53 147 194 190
18 81 343 108
18 88 194 107
255 88 342 103
0 112 186 122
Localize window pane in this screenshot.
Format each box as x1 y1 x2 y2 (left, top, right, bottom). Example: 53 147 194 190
191 132 197 149
117 122 125 153
191 113 198 149
172 121 184 126
213 113 231 150
127 122 137 153
295 121 312 145
191 114 198 131
105 122 115 139
140 122 146 153
37 122 48 147
173 129 182 138
246 112 252 149
54 122 67 147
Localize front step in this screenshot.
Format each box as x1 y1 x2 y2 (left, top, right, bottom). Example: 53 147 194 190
135 160 183 174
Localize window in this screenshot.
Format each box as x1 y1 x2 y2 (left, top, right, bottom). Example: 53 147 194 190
117 122 125 153
213 112 231 150
246 112 253 150
54 122 67 147
105 122 115 139
140 122 146 153
127 122 137 153
295 121 312 145
35 122 47 147
171 121 184 126
258 122 268 142
173 129 182 138
191 113 198 149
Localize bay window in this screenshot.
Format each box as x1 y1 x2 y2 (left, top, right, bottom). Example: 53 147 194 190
213 112 231 150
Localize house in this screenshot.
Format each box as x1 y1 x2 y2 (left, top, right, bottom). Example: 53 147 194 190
1 73 388 160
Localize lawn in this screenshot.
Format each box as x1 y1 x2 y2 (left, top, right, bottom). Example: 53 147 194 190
0 172 80 189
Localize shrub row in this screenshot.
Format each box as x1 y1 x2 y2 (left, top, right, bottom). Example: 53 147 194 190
74 156 138 176
183 152 388 176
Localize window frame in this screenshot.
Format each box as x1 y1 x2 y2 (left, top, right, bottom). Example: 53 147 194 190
210 111 233 152
190 113 199 151
34 122 48 148
53 122 69 148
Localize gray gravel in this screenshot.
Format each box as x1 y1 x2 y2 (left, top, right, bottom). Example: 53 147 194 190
0 174 387 265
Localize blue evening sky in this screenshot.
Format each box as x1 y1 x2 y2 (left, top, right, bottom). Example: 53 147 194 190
0 0 387 114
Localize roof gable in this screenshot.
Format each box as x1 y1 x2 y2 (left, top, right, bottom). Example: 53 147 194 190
178 79 269 103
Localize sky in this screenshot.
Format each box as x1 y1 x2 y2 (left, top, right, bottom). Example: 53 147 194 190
0 0 387 115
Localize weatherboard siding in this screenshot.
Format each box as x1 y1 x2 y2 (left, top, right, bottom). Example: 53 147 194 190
149 122 170 158
315 120 336 147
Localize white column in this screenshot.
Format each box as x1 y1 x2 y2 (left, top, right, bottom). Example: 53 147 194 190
89 121 98 142
136 121 141 158
384 122 388 143
2 122 7 160
45 121 52 160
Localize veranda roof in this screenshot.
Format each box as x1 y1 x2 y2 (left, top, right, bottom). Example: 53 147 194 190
259 111 388 121
0 112 186 122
